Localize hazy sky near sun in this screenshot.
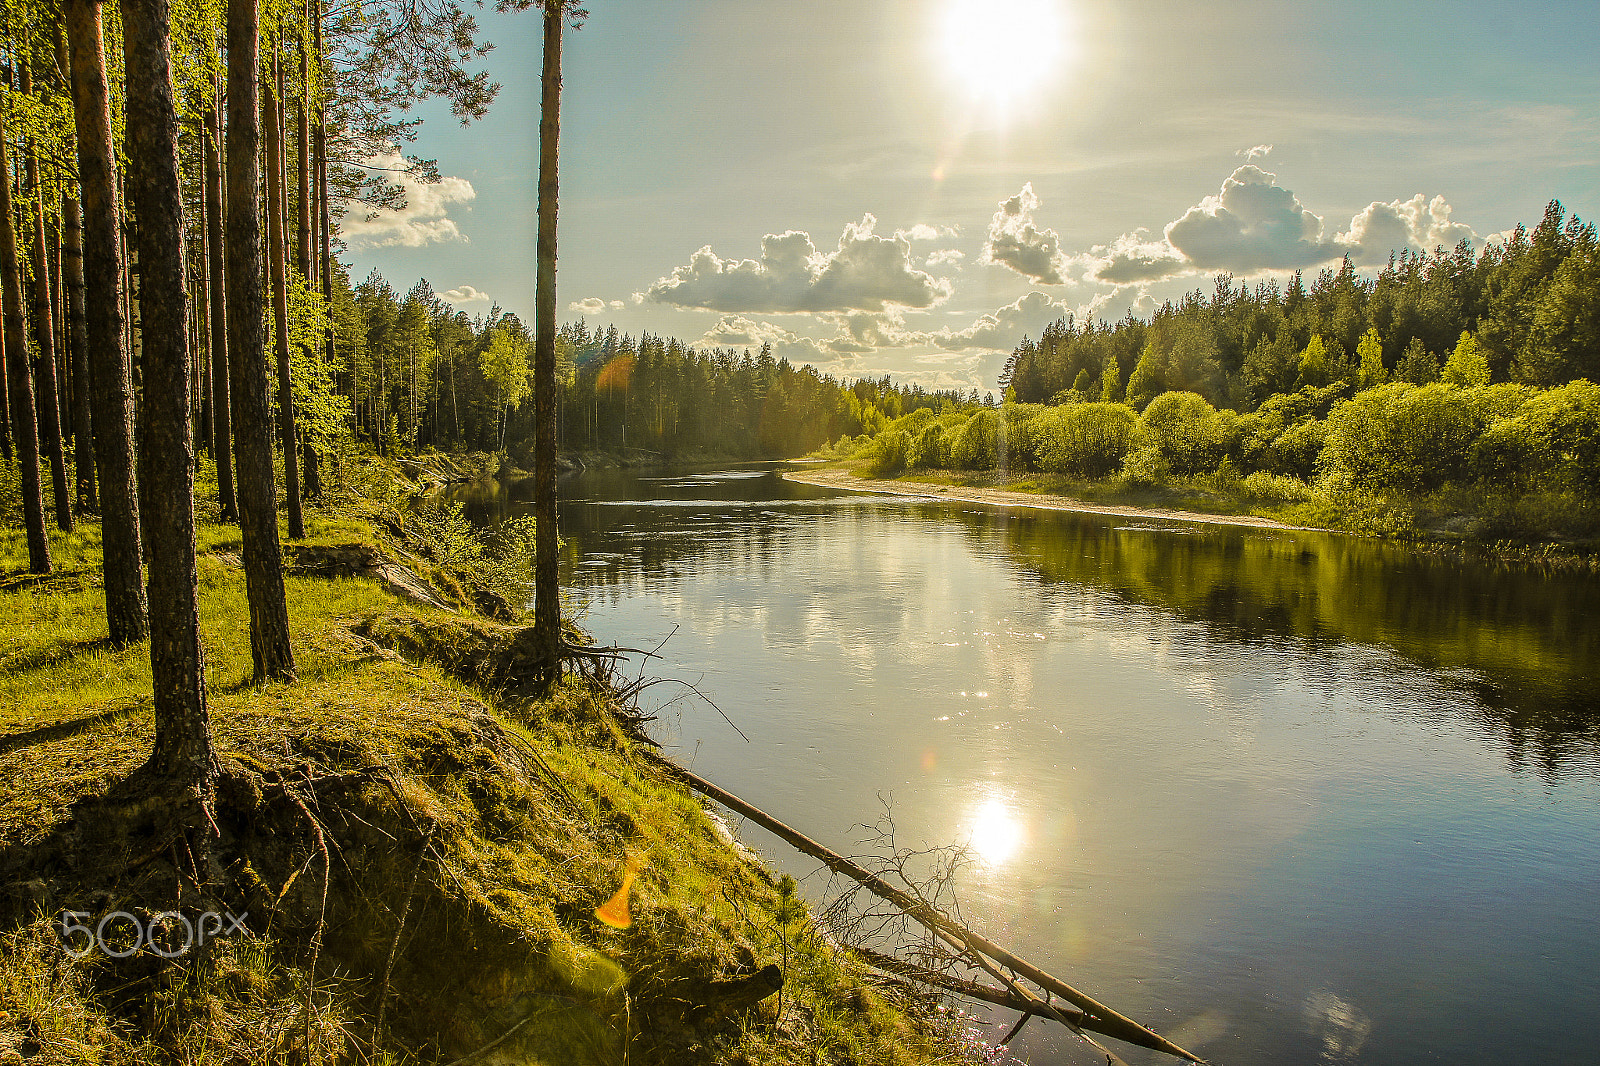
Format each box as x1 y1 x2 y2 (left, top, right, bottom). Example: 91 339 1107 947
343 0 1600 393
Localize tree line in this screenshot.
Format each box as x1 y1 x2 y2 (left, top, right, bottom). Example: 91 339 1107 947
325 279 974 460
1001 200 1598 411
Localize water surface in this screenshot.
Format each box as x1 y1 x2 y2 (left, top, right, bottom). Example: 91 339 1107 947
455 464 1600 1065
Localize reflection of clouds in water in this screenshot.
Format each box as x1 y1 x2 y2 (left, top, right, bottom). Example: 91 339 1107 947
1165 1009 1229 1055
1304 989 1372 1063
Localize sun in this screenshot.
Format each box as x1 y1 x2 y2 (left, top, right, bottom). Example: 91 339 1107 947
936 0 1071 113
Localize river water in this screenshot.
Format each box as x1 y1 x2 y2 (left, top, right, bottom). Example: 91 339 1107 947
451 463 1600 1066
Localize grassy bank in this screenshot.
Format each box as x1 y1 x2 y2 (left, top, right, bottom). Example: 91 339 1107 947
0 461 976 1065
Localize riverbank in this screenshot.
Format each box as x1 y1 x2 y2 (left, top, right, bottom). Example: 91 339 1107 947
783 465 1321 531
0 458 977 1066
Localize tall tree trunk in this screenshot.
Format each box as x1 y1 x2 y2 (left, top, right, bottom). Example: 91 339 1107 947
204 73 236 521
266 53 303 539
122 0 217 798
1 123 52 574
66 0 147 644
24 62 75 534
533 0 564 685
228 0 295 680
294 13 321 498
63 193 96 511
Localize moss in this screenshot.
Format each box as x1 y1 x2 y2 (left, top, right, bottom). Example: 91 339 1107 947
1 484 973 1064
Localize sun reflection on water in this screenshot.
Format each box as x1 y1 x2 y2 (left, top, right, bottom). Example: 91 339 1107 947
964 797 1025 866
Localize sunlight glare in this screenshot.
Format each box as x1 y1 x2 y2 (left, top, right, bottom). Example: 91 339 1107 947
937 0 1070 112
965 797 1025 866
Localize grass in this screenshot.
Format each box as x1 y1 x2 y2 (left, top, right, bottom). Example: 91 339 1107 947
0 463 975 1066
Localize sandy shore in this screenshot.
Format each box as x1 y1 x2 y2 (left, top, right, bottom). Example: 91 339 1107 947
781 467 1322 531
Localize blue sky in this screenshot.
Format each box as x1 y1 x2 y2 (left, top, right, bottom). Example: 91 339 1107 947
344 0 1600 392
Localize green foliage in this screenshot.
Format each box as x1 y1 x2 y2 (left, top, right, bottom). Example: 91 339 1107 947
1396 337 1441 384
1357 327 1388 388
908 422 951 469
1035 402 1138 478
1471 379 1600 494
1138 391 1239 476
1442 330 1492 387
1321 382 1528 494
950 408 1000 469
864 429 910 476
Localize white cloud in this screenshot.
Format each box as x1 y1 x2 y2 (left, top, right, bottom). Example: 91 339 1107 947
696 315 857 364
1165 165 1342 272
569 297 608 314
925 248 965 268
1082 166 1480 282
341 151 475 248
1085 229 1188 284
981 183 1068 285
646 214 952 313
931 291 1073 350
441 285 491 304
609 300 626 310
1238 144 1274 161
895 223 960 241
1335 193 1478 263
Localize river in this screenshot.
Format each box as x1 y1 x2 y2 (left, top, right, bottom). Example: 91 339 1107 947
450 462 1600 1066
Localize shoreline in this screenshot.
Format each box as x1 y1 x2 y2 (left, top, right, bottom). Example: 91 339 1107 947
781 467 1327 532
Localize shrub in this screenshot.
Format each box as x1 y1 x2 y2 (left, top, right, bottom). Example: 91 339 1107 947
1472 379 1600 495
1239 471 1319 502
909 423 951 469
1036 402 1138 479
1261 418 1329 479
951 409 1000 470
1322 383 1529 494
1138 391 1239 475
1119 445 1169 488
865 430 910 476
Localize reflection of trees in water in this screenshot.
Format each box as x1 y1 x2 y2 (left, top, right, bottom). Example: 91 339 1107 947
447 475 1600 773
978 508 1600 775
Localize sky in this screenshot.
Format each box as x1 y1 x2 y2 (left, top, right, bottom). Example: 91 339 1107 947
343 0 1600 394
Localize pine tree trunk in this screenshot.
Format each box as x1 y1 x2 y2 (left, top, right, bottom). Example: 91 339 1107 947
67 0 149 647
295 26 321 499
23 60 75 534
1 124 52 574
204 75 236 521
228 0 296 680
266 54 303 539
533 0 564 685
123 0 217 796
63 193 97 511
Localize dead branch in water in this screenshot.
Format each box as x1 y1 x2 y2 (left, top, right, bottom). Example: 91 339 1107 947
642 753 1206 1064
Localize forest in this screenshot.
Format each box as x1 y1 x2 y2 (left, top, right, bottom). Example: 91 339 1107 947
836 203 1600 542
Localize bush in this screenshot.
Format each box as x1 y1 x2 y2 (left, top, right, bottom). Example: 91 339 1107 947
1036 402 1138 479
1239 471 1319 502
951 409 1000 470
1119 445 1170 488
1138 391 1240 475
909 423 951 469
865 429 910 476
1472 379 1600 496
1321 382 1529 494
1261 418 1329 479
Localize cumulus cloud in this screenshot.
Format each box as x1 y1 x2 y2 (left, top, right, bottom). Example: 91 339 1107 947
441 285 491 304
1084 166 1483 283
1086 229 1188 284
341 151 475 248
930 291 1074 351
895 223 960 241
1165 165 1343 272
569 297 608 314
697 315 858 364
1335 193 1478 263
925 248 965 268
646 214 952 314
1238 144 1274 161
981 183 1068 285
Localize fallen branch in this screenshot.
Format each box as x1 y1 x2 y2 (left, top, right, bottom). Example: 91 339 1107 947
644 754 1205 1064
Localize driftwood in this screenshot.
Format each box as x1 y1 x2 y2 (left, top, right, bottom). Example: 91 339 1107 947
645 754 1205 1065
